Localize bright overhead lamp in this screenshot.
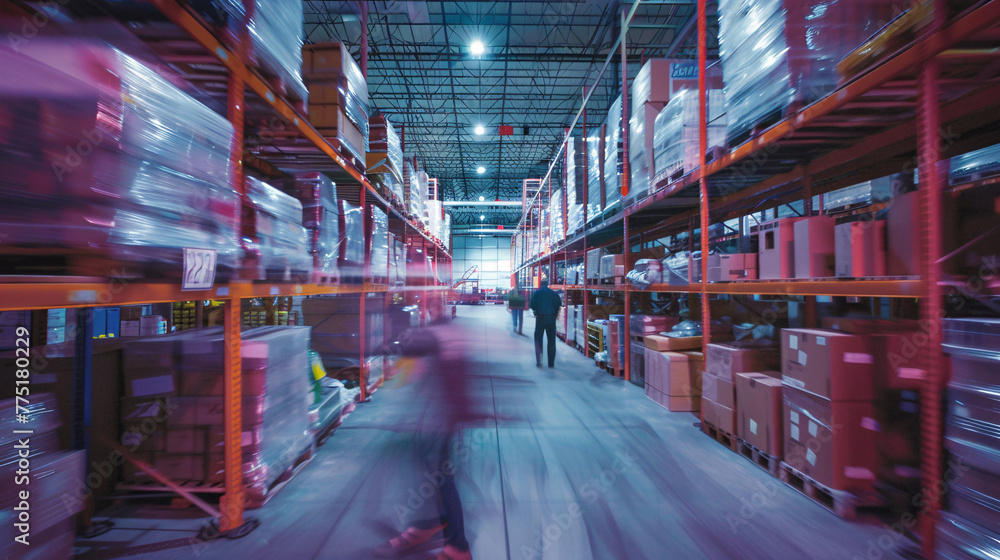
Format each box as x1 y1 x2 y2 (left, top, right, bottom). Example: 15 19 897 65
470 40 485 56
476 166 486 174
479 195 485 201
480 215 485 220
474 125 485 135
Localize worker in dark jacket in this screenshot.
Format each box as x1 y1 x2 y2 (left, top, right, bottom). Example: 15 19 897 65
529 280 562 367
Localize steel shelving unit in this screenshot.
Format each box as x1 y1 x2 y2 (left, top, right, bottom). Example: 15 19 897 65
0 0 451 534
512 0 1000 555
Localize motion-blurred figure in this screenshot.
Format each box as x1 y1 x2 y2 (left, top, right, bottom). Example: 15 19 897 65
375 297 475 560
529 281 562 368
505 285 526 334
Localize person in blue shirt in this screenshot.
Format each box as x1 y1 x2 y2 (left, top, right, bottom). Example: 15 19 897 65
528 281 562 367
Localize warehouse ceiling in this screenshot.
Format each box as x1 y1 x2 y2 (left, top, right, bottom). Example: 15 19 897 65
305 1 718 227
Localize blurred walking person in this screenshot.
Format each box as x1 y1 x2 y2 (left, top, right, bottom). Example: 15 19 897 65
505 285 526 334
529 280 562 368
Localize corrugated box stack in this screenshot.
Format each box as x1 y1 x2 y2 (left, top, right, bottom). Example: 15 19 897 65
302 41 370 161
937 318 1000 557
565 136 586 235
780 328 881 494
0 42 241 279
0 394 84 560
217 0 307 102
603 96 623 216
293 172 340 281
245 177 314 281
652 88 726 185
586 134 603 224
120 327 314 499
367 113 404 203
644 349 703 412
704 342 780 437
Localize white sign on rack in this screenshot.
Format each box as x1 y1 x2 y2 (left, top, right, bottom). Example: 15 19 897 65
183 248 217 291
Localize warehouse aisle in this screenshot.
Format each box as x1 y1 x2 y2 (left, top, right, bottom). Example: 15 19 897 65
82 305 901 560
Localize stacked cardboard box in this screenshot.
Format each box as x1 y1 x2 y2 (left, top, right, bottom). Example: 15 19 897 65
599 254 625 281
302 295 385 369
293 173 340 279
644 333 702 352
245 177 314 280
0 394 84 560
644 349 702 411
586 248 609 281
366 114 403 184
629 314 678 336
302 41 369 161
704 343 780 436
780 328 881 492
120 327 313 494
736 373 784 457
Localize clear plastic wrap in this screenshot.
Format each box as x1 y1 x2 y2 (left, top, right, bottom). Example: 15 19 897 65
604 96 623 215
549 188 565 245
951 143 1000 185
368 114 403 181
717 0 897 143
371 206 389 281
339 200 366 279
293 173 339 276
0 42 240 277
246 177 313 279
587 134 603 222
936 512 1000 560
218 0 307 102
652 89 727 183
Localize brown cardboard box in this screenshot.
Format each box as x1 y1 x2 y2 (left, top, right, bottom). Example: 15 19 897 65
644 334 702 352
643 349 702 396
781 328 875 401
703 373 735 409
706 343 781 382
736 373 784 457
874 332 926 391
646 385 700 412
782 385 881 492
703 398 735 434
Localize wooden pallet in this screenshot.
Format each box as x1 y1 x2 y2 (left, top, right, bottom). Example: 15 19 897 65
245 440 317 509
737 438 780 477
777 462 888 520
701 421 739 453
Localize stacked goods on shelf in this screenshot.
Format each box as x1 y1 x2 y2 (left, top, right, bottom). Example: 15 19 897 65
779 328 881 494
549 189 565 245
556 307 566 338
302 295 385 385
370 206 389 283
574 307 586 348
704 342 781 440
735 372 784 458
302 41 369 162
758 217 806 279
389 236 406 285
172 301 197 331
835 219 886 278
716 0 896 144
0 395 84 560
367 113 404 185
218 0 306 102
793 216 836 278
607 315 625 370
706 253 758 282
586 248 609 282
836 2 933 83
245 177 313 281
406 167 429 224
950 143 1000 185
306 352 358 437
441 214 452 250
630 338 646 387
566 137 586 234
644 348 703 411
603 96 623 216
293 172 340 281
338 200 366 283
938 318 1000 557
587 134 604 223
599 254 625 283
652 89 727 184
0 42 240 278
425 200 444 241
120 327 314 499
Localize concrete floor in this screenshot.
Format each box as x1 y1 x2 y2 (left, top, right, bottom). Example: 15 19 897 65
77 305 905 560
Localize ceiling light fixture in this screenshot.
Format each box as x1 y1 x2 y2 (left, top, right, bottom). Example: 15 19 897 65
474 125 485 135
480 215 485 221
479 196 485 201
470 40 485 56
476 166 486 174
